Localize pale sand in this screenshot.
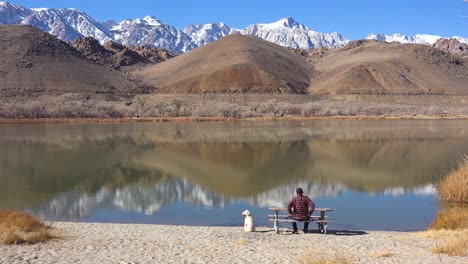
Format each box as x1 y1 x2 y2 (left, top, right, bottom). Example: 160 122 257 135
1 222 466 264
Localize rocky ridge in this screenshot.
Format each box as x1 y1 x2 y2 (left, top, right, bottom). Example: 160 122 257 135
367 33 468 46
71 36 177 68
433 38 468 58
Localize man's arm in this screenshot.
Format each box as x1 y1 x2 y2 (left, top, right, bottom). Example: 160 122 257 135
287 198 295 215
308 197 315 216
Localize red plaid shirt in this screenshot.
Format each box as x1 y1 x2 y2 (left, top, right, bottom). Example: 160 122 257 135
287 194 315 220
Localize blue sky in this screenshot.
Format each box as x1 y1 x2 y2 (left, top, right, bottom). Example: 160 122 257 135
8 0 468 39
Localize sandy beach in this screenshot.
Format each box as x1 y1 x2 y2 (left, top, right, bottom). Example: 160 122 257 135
1 222 466 264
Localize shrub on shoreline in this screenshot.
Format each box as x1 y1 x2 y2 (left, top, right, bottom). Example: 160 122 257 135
0 210 56 245
438 156 468 205
432 232 468 257
431 207 468 230
429 157 468 257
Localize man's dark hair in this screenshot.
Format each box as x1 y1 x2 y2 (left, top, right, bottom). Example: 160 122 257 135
296 188 303 194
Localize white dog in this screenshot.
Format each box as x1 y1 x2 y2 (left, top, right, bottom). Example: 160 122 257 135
242 210 255 232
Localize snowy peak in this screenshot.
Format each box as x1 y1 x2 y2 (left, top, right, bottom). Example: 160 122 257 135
143 16 162 26
280 16 298 27
0 2 112 43
134 16 162 26
265 17 307 30
366 33 468 46
21 7 112 43
242 17 349 49
184 22 239 46
111 16 196 53
112 16 163 30
0 1 32 24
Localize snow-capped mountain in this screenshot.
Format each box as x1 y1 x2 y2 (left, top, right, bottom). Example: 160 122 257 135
21 7 112 43
0 1 32 24
111 16 196 53
186 17 350 50
242 17 350 49
0 2 349 52
2 1 467 53
367 33 468 45
0 1 112 43
184 22 240 46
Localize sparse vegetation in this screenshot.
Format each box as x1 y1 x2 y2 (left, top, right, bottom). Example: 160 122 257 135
300 253 352 264
431 230 468 257
429 157 468 257
373 251 396 258
1 94 467 119
431 207 468 230
437 156 468 205
0 209 56 245
237 237 247 246
431 157 468 231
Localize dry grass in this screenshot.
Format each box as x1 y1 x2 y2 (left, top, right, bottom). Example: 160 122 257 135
300 254 353 264
432 231 468 257
2 93 468 119
0 209 56 245
430 207 468 230
237 237 247 246
373 251 396 258
438 156 468 205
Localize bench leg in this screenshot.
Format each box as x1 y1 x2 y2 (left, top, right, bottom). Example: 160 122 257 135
274 210 279 234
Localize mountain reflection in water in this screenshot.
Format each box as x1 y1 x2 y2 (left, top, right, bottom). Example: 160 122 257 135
0 120 467 230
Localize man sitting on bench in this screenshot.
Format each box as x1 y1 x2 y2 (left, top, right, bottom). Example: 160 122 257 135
287 187 315 234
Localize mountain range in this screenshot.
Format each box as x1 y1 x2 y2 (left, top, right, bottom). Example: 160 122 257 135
2 24 467 100
1 1 466 53
366 33 468 46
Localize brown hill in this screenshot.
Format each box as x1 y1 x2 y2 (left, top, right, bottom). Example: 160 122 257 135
0 25 137 97
133 34 313 93
308 40 468 95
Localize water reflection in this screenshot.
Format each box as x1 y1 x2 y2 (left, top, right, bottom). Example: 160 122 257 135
0 120 467 230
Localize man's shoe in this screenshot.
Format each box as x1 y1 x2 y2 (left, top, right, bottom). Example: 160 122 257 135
292 230 299 234
303 229 308 234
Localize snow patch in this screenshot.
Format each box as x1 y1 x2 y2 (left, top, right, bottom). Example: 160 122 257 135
31 8 49 12
366 33 468 45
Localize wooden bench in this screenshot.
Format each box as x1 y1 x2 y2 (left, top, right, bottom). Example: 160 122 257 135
269 207 334 234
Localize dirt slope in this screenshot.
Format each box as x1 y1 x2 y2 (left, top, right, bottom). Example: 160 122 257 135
133 34 313 93
308 40 468 95
0 25 136 97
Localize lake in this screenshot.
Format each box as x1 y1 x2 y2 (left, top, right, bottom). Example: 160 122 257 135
1 120 467 231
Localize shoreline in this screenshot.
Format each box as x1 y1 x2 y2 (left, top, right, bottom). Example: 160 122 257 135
1 115 468 124
1 222 466 263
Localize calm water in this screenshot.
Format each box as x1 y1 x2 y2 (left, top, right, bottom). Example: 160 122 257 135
1 120 467 231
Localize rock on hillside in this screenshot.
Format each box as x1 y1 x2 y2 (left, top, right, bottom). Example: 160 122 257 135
71 36 114 65
433 38 468 58
71 37 177 68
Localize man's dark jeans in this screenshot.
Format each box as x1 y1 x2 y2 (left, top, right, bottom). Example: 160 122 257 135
292 218 309 232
